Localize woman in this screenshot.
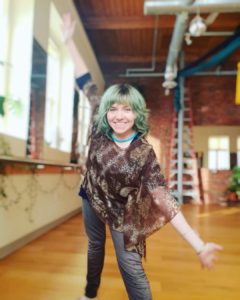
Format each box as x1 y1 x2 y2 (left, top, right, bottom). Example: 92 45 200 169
61 13 223 300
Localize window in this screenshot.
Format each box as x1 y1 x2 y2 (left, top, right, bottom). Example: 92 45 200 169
44 38 61 148
43 3 75 153
208 136 230 171
237 137 240 167
0 0 9 122
78 90 91 158
0 0 33 142
0 0 8 98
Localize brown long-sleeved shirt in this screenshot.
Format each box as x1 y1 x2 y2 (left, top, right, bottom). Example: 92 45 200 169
77 74 180 256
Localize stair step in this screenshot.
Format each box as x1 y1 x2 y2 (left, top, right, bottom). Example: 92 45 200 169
182 190 197 197
169 181 178 187
183 181 195 186
170 169 195 176
183 158 194 163
170 158 195 165
173 117 191 122
169 189 197 198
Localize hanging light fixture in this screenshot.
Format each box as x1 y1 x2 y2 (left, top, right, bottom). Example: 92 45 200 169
188 15 207 36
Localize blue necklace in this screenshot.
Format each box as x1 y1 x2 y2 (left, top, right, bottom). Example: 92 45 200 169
111 132 138 143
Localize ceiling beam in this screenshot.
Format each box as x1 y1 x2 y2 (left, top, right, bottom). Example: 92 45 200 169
81 14 239 31
98 51 239 64
81 16 175 30
98 55 167 63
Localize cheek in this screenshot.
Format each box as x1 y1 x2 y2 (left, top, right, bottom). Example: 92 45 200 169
106 112 111 122
130 113 136 123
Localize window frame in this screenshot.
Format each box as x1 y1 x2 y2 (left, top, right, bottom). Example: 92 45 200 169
208 136 230 171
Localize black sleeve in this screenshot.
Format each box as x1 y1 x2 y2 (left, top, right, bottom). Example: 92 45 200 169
76 73 92 90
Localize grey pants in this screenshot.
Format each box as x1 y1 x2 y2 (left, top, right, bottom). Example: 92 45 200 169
82 198 152 300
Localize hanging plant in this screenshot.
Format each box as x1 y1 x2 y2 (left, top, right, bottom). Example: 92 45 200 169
0 95 5 116
0 95 23 118
7 97 23 116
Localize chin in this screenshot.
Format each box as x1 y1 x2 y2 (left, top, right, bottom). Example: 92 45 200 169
112 128 128 134
114 131 127 136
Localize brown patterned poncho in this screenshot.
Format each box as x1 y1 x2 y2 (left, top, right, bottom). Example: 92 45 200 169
78 74 180 257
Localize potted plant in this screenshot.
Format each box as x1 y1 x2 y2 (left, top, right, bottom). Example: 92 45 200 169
226 166 240 202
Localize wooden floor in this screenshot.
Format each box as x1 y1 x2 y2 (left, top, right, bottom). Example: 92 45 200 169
0 204 240 300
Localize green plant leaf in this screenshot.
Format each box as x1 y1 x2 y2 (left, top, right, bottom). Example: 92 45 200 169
8 98 23 116
0 95 5 116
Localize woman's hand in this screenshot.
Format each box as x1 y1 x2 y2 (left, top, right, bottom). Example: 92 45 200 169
61 12 76 43
198 242 223 270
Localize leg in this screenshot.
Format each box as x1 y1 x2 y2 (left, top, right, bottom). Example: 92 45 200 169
82 198 106 298
110 229 152 300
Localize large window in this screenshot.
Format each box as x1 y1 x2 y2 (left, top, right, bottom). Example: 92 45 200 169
78 90 91 158
0 0 9 125
208 136 230 171
237 137 240 167
0 0 33 143
43 3 75 154
44 38 61 148
0 0 8 98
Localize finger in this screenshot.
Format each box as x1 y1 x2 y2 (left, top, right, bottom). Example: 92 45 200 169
214 244 224 251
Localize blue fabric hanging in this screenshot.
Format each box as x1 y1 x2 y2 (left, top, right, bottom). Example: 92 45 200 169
174 29 240 112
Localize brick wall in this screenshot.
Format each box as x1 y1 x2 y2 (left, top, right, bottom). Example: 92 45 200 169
201 168 231 204
188 76 240 126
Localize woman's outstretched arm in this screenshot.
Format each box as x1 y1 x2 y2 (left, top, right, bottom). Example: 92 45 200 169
170 211 223 270
61 13 100 115
61 12 88 77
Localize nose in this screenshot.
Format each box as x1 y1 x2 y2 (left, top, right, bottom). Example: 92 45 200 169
115 109 124 119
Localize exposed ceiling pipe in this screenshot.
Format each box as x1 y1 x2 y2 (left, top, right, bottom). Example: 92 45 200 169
125 16 159 75
144 0 240 14
163 12 189 83
144 0 240 93
204 12 219 26
161 0 196 91
119 70 236 78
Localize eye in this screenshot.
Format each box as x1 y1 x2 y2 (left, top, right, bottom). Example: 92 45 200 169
124 107 132 112
108 106 117 111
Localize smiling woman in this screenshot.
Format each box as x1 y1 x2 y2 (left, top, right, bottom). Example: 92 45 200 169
61 12 223 300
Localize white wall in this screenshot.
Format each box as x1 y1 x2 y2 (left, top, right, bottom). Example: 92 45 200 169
0 171 82 258
0 173 81 247
193 126 240 167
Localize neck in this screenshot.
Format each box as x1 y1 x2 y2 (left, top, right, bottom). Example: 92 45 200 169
111 131 138 143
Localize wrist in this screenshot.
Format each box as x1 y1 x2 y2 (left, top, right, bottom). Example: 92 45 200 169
196 242 206 255
182 229 205 254
63 36 74 45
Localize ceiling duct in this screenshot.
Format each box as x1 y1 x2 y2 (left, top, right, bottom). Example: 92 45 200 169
144 0 240 14
144 0 240 92
160 0 195 91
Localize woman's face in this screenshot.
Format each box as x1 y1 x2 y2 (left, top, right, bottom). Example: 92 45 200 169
107 103 135 138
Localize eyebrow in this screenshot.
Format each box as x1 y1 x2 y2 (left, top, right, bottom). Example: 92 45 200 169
111 104 131 108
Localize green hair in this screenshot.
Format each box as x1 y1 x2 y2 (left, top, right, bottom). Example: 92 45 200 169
94 83 149 139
